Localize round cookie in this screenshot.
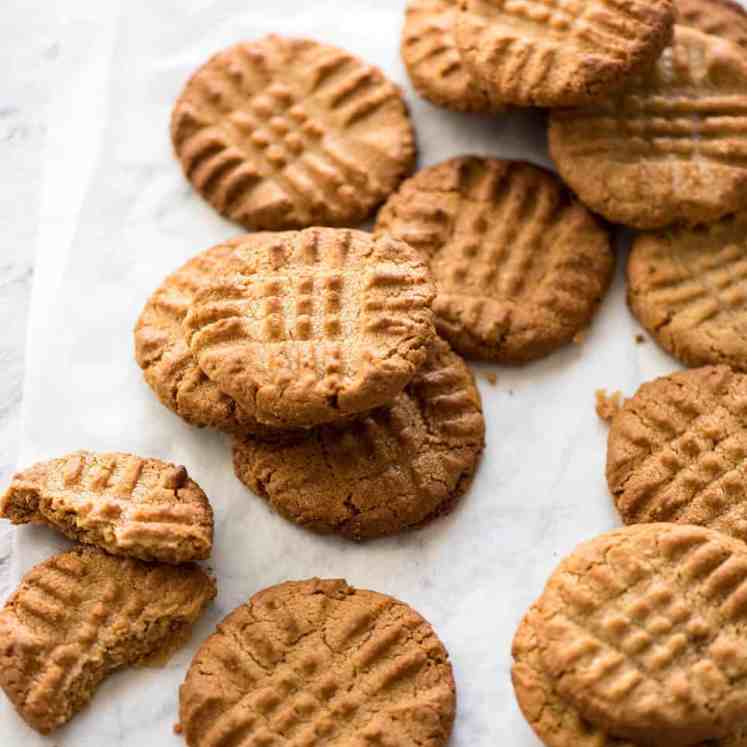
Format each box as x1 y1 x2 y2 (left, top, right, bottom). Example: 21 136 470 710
232 337 485 539
454 0 675 107
376 157 614 363
628 212 747 371
184 228 436 430
550 26 747 229
179 578 456 747
606 366 747 542
171 35 416 231
534 523 747 745
134 239 269 434
677 0 747 50
512 607 747 747
402 0 498 112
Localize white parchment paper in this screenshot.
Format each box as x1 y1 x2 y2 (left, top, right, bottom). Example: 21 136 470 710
1 0 706 744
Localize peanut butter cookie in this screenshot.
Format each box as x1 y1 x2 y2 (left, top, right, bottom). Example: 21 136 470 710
179 578 455 747
1 450 213 563
455 0 674 107
628 212 747 371
678 0 747 50
184 228 436 429
172 35 416 230
232 337 484 539
376 157 614 363
0 546 215 733
550 26 747 229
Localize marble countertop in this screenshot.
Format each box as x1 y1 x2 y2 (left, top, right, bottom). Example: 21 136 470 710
0 3 57 597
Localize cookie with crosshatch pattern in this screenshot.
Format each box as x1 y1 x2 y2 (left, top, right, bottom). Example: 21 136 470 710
232 336 484 539
171 35 416 231
402 0 499 112
1 450 213 563
178 578 456 747
0 546 215 734
606 366 747 543
534 523 747 745
183 228 436 429
376 157 614 363
550 25 747 229
454 0 674 107
628 211 747 371
511 605 747 747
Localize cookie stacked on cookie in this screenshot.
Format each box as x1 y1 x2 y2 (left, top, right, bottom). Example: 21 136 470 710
136 227 486 539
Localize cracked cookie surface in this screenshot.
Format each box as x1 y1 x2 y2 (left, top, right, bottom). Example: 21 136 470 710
179 578 456 747
0 546 215 734
184 228 436 429
232 337 484 539
376 156 614 363
677 0 747 50
172 35 415 231
628 213 747 371
534 523 747 745
1 450 214 563
607 366 747 543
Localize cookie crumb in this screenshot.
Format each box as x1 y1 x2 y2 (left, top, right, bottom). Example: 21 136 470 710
635 334 646 344
174 723 183 735
573 330 587 345
596 389 623 423
484 372 497 386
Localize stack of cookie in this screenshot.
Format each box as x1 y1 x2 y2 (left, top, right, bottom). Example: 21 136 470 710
0 451 217 733
135 227 486 540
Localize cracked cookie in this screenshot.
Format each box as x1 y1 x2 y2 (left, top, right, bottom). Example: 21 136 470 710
628 212 747 371
231 336 484 539
533 523 747 745
550 26 747 229
677 0 747 50
376 156 614 363
0 546 215 734
606 366 747 543
172 35 416 231
402 0 498 112
454 0 674 107
178 578 456 747
1 450 213 563
184 228 436 430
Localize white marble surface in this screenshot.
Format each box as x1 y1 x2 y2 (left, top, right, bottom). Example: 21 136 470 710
1 1 731 746
0 2 58 600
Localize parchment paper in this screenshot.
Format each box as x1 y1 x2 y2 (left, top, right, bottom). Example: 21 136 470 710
0 1 700 744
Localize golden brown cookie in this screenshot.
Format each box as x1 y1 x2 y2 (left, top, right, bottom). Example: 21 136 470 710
179 578 456 747
512 606 747 747
376 157 614 363
678 0 747 50
628 212 747 371
184 228 436 429
1 451 213 563
135 238 270 434
534 523 747 745
550 26 747 229
0 546 215 734
402 0 497 112
454 0 674 107
606 366 747 544
172 35 416 231
232 337 484 539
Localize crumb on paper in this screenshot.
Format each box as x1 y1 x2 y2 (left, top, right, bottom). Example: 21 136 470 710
595 389 624 423
573 330 587 345
174 723 183 735
635 334 646 344
484 372 497 386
